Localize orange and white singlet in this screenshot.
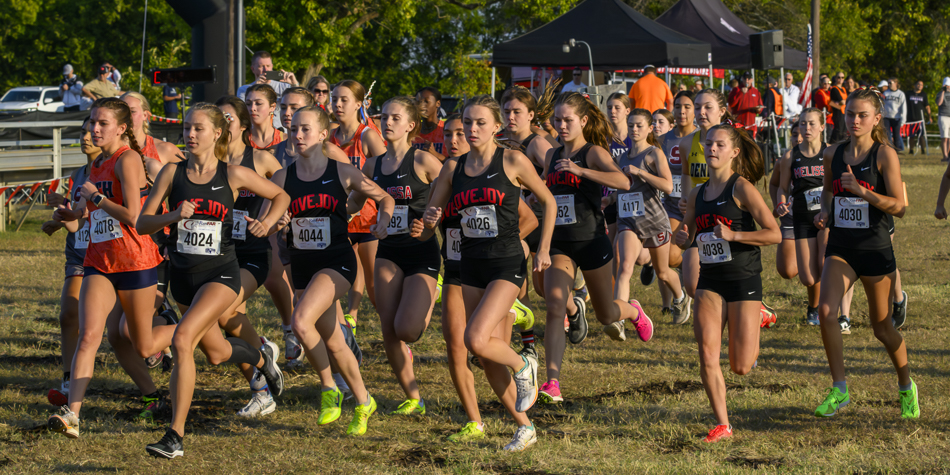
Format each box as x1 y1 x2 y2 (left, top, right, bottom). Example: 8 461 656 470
330 123 379 234
412 119 445 155
84 145 163 273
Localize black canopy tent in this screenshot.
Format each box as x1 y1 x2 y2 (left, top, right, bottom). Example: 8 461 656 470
655 0 807 70
492 0 712 69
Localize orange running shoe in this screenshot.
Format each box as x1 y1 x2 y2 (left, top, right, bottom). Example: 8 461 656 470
760 302 777 329
703 424 732 443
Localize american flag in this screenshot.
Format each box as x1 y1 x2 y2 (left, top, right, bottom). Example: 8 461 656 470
799 24 813 106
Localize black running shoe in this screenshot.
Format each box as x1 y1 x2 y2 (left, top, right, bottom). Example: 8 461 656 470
892 291 908 329
159 299 179 325
146 428 184 459
259 339 284 396
161 351 173 373
640 264 656 286
341 323 363 366
567 296 588 345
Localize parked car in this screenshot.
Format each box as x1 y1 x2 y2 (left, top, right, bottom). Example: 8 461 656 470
0 86 65 113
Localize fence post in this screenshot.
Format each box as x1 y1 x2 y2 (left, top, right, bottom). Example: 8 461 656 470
0 194 6 232
53 127 62 183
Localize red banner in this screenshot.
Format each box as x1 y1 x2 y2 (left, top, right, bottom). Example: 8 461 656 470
620 67 726 79
5 185 24 205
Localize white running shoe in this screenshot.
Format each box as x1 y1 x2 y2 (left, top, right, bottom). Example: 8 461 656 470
503 424 538 451
237 392 276 418
512 355 539 413
283 331 302 361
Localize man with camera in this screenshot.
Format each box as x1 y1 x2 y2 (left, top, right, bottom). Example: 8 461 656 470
237 51 298 129
60 64 84 112
82 65 122 100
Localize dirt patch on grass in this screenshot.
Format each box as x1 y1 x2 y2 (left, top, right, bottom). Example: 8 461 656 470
726 455 785 469
392 445 447 468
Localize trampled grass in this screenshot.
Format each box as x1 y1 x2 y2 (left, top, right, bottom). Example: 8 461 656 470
0 152 949 474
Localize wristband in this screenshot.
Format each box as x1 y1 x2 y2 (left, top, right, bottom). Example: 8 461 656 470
92 193 105 207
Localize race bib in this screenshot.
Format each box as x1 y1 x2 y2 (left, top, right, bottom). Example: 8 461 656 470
232 209 248 240
292 217 331 250
804 187 822 212
177 219 222 255
670 175 682 198
387 205 409 235
74 223 90 250
90 209 123 243
461 205 499 238
446 228 462 261
697 232 733 264
618 192 645 218
555 195 576 225
835 197 869 229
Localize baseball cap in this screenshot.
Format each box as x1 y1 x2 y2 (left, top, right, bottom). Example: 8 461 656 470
943 77 950 87
63 64 73 75
877 80 888 88
99 65 109 75
742 71 753 79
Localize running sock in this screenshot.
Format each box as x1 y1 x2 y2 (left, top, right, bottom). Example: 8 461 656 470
833 380 848 394
894 295 905 305
143 390 162 400
520 331 535 346
322 386 338 393
362 394 373 407
226 337 263 366
899 382 912 392
281 324 293 333
514 355 529 375
807 306 817 314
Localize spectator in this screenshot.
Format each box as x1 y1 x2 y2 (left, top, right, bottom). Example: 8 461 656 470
906 80 931 155
561 67 588 93
844 75 859 94
728 71 763 126
162 84 182 119
102 63 121 90
882 77 906 152
829 72 848 142
82 65 121 100
237 51 298 129
306 75 331 109
761 76 783 119
781 72 802 118
60 64 83 112
628 65 673 113
937 77 950 162
727 78 739 95
692 79 704 93
677 83 688 92
811 76 833 134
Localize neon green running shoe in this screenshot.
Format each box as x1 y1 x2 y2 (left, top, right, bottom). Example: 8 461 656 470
318 387 343 425
511 299 535 331
899 380 920 419
815 387 850 417
390 398 425 416
344 313 357 336
447 421 486 443
347 396 377 436
435 274 443 304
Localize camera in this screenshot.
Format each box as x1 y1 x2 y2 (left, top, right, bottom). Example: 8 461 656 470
63 75 78 87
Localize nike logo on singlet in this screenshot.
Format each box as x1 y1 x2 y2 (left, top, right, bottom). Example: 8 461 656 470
861 166 870 171
322 180 333 184
341 266 350 271
211 186 224 190
515 274 523 279
428 267 437 271
398 174 409 179
717 200 728 205
221 276 232 279
487 173 499 179
247 263 259 268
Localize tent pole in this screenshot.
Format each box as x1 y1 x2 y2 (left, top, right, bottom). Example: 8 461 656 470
709 63 713 87
491 67 496 97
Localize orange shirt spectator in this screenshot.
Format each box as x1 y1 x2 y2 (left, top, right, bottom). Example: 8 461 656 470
628 67 673 113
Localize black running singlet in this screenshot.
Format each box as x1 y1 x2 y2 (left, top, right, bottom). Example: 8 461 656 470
828 142 891 250
284 160 350 254
233 147 271 254
448 148 522 258
789 144 826 217
693 173 761 280
167 159 235 272
373 149 435 247
545 143 606 241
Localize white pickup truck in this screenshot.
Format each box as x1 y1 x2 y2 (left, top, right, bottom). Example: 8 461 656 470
0 86 66 113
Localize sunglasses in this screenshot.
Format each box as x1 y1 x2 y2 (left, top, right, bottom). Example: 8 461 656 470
313 89 329 94
573 73 581 76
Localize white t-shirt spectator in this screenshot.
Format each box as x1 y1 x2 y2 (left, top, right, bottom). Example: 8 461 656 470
781 84 802 117
237 80 292 130
561 81 588 94
883 89 907 121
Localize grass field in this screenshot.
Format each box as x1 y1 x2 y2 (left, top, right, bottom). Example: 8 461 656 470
1 151 949 474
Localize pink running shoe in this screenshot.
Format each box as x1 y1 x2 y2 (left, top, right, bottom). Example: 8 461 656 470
629 300 654 342
563 315 570 333
539 380 563 404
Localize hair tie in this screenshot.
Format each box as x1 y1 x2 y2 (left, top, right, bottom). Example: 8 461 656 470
223 112 234 123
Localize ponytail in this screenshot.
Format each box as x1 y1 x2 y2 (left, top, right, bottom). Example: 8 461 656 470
708 124 764 184
554 92 611 150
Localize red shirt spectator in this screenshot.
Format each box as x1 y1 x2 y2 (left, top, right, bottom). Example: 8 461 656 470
729 76 763 127
812 79 834 125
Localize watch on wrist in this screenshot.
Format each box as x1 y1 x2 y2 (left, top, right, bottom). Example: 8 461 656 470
92 193 105 207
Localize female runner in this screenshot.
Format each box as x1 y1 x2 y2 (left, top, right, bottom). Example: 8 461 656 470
652 109 674 136
274 86 314 165
137 102 289 458
538 92 654 405
215 95 287 416
47 98 170 438
362 96 443 415
776 109 854 328
604 92 632 250
673 124 781 443
273 105 393 434
44 118 98 405
606 108 688 333
329 80 386 329
245 84 284 152
812 88 918 420
423 94 556 451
